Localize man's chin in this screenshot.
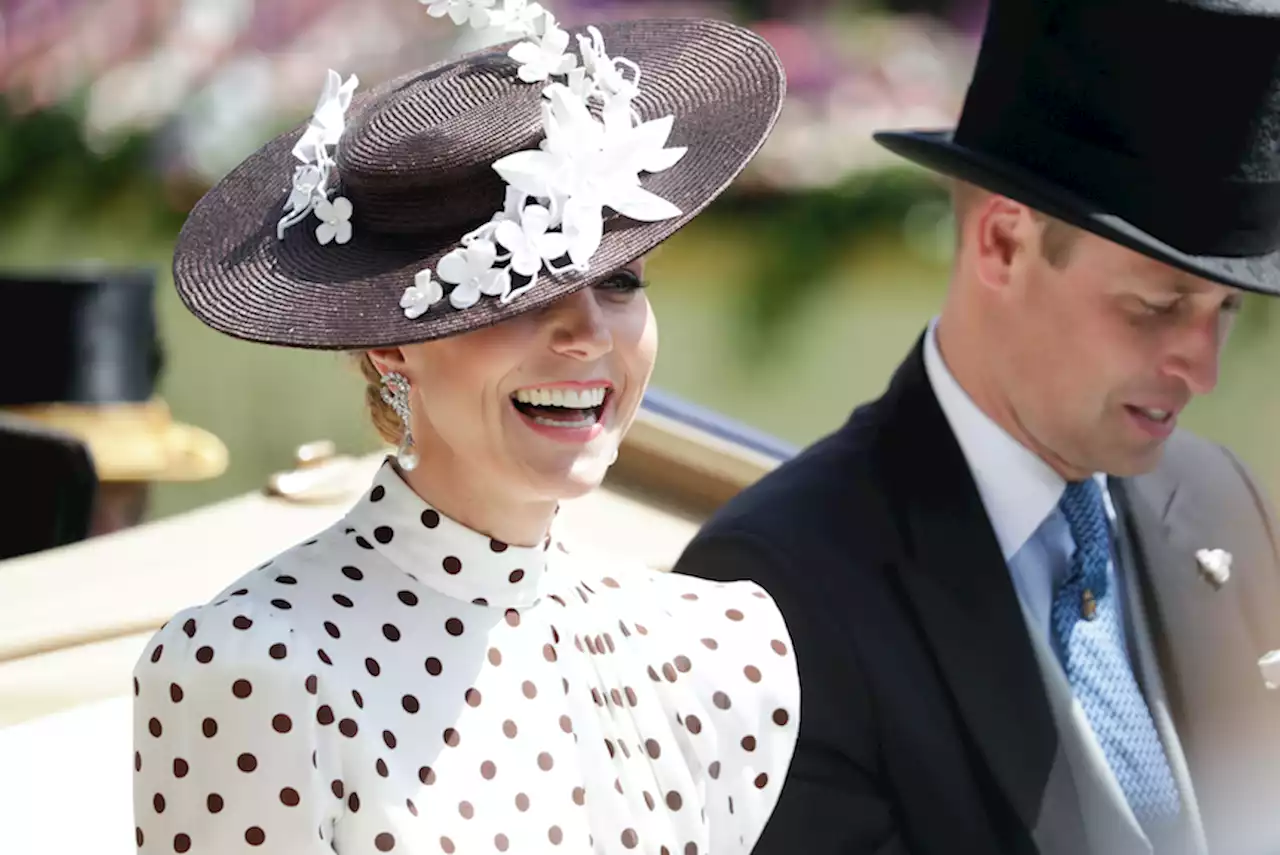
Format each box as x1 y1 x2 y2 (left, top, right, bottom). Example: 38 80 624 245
1103 442 1168 479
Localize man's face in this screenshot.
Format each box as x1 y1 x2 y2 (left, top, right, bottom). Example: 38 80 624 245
994 224 1244 478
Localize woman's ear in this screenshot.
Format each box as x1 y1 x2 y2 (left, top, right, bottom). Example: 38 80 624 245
366 347 409 377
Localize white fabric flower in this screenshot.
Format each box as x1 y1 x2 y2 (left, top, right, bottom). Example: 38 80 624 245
495 87 685 223
401 270 445 319
315 197 354 245
437 240 511 308
576 26 639 103
292 70 359 165
495 204 570 276
286 165 324 211
278 164 327 239
498 186 527 222
561 196 605 268
551 65 594 103
509 21 577 83
486 0 546 37
422 0 493 28
278 70 359 241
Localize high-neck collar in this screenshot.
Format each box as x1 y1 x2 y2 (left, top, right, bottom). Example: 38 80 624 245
342 460 553 609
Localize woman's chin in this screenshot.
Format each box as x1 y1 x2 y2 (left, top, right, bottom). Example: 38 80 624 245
522 448 616 501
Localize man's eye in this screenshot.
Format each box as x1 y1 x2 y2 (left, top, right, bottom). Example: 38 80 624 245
1138 297 1180 315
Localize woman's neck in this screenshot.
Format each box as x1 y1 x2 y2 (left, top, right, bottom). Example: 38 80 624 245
395 456 557 548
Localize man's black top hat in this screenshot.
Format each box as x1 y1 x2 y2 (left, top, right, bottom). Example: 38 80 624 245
0 267 163 407
875 0 1280 295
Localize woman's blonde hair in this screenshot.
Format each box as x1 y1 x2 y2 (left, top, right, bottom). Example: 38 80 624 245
354 354 404 446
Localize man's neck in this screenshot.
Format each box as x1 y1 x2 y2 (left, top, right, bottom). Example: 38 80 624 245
934 310 1086 482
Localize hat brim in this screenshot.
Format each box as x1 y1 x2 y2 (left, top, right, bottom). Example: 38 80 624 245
5 404 229 482
874 129 1280 297
174 18 786 350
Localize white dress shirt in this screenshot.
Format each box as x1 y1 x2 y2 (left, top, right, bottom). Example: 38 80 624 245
922 320 1129 660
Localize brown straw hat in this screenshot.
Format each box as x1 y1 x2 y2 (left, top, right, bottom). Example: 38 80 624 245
173 16 786 350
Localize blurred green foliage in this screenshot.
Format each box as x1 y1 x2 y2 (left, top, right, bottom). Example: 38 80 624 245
0 101 182 235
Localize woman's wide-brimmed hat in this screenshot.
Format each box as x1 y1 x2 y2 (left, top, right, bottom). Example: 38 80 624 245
174 11 786 350
873 0 1280 296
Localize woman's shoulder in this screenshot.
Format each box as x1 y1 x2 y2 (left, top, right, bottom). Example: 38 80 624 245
561 539 790 632
133 528 349 680
556 538 798 715
554 538 800 847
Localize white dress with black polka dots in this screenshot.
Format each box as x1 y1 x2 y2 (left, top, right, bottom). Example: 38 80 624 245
133 461 799 854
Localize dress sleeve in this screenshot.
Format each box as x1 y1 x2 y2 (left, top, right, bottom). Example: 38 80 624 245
644 570 801 854
132 599 343 853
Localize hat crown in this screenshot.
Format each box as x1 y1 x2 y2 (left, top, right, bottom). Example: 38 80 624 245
0 269 161 407
337 54 545 237
951 0 1280 256
960 0 1280 173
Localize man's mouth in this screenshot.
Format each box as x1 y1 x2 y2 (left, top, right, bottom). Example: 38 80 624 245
1126 405 1174 425
510 385 611 429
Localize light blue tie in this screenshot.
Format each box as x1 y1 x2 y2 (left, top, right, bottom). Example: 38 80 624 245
1052 479 1182 825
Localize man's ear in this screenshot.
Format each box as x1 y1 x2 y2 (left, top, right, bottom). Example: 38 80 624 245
971 194 1037 294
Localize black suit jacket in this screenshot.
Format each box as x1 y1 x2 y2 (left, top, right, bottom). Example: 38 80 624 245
672 338 1280 854
0 415 97 560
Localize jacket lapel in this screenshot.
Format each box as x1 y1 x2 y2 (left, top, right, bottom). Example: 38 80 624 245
875 339 1058 836
1113 465 1280 851
1110 477 1208 854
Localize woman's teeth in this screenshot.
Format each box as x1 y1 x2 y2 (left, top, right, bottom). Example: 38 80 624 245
512 387 607 408
1136 406 1172 422
511 386 609 428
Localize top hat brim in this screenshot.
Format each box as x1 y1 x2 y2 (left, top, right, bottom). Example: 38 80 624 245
4 404 229 482
874 130 1280 297
174 18 786 351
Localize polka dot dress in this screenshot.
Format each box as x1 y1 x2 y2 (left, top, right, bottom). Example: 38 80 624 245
133 461 799 853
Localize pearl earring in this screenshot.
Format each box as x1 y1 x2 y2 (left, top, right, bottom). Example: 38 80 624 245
379 371 418 471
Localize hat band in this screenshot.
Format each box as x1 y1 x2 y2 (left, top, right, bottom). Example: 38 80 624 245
965 120 1280 258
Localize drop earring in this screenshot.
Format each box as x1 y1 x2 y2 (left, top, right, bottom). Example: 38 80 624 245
379 371 419 471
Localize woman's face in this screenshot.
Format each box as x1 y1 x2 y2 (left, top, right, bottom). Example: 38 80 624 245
371 258 656 505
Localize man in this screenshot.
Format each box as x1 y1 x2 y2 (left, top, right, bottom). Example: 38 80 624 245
0 415 98 560
673 2 1280 854
0 267 228 555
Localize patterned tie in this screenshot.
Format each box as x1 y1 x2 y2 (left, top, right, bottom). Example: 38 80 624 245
1052 478 1182 825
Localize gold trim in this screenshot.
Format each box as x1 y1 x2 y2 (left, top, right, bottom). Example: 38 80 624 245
1 400 228 482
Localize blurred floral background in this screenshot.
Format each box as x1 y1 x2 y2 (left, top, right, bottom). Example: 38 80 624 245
3 0 1278 520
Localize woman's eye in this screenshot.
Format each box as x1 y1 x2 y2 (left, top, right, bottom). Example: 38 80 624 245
597 270 647 295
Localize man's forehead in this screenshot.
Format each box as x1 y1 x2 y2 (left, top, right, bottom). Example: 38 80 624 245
1094 236 1237 294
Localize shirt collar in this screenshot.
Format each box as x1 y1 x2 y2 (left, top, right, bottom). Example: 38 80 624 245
922 319 1068 560
341 459 553 609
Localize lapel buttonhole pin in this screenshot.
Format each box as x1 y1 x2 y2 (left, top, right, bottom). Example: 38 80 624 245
1081 589 1098 621
1195 548 1232 590
1259 651 1280 691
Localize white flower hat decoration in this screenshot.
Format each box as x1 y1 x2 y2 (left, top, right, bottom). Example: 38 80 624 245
171 10 787 349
